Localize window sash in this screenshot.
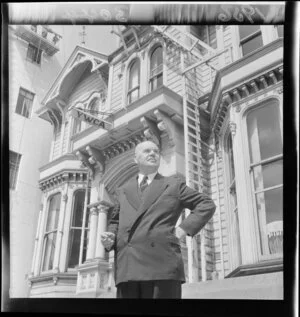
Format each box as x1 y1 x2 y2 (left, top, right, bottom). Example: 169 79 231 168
27 44 42 64
15 88 34 118
9 151 21 189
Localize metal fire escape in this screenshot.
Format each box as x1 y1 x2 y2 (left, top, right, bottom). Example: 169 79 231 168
112 24 230 283
152 25 229 283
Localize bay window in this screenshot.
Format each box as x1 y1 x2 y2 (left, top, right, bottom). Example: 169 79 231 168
246 99 283 258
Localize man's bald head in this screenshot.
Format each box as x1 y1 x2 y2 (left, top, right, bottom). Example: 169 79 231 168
134 140 160 174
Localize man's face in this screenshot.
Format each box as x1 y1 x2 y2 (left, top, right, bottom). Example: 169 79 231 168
134 141 160 172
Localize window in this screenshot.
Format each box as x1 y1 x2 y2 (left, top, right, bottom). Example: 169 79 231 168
27 43 42 64
67 190 89 269
149 46 163 92
246 100 283 257
127 59 140 104
225 132 241 267
15 88 35 118
72 118 82 135
238 25 263 56
9 151 21 190
276 25 284 38
41 193 61 272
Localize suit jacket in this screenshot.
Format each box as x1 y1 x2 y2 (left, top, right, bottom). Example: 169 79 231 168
107 173 216 286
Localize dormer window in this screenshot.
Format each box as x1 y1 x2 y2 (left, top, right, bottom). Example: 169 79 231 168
27 43 42 65
127 59 140 104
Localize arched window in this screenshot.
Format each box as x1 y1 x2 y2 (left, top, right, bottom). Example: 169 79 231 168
127 59 140 104
41 193 61 272
225 131 241 268
67 190 89 269
149 46 163 92
246 100 283 257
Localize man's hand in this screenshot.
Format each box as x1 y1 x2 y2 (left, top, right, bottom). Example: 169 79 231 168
175 226 187 241
100 232 116 249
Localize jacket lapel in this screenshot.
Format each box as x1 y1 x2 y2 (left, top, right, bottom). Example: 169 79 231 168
128 174 169 239
140 173 168 214
124 176 141 211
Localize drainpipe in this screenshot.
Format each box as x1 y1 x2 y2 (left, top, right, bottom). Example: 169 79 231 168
213 136 225 279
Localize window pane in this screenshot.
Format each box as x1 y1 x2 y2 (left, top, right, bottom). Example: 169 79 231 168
239 25 261 40
241 34 263 56
255 187 283 255
46 194 61 231
67 229 82 268
42 232 57 271
9 151 21 190
227 133 235 182
15 88 34 118
247 102 282 163
128 60 139 90
72 191 85 227
150 46 163 71
277 25 284 38
128 89 139 104
253 159 283 189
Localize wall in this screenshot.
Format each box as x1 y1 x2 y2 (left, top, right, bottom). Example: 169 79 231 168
8 26 63 297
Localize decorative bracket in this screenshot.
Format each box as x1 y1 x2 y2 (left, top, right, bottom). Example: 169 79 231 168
76 150 95 177
140 116 161 148
154 109 175 148
86 146 106 173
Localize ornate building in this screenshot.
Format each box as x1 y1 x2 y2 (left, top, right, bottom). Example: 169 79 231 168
28 25 283 298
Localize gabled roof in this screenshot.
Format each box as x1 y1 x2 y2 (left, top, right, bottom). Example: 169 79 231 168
41 45 108 107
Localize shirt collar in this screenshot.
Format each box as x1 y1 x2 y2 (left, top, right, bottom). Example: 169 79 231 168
138 172 157 185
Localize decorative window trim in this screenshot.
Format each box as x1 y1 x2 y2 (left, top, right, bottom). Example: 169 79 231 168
240 97 283 262
15 87 35 119
40 192 62 274
66 189 88 271
126 58 140 105
148 44 163 93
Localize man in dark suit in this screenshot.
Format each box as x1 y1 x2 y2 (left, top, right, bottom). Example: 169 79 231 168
101 140 216 298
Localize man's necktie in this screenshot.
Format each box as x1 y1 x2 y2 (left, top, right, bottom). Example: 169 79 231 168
140 175 149 192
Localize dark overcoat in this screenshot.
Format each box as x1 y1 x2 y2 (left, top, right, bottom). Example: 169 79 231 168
107 173 216 286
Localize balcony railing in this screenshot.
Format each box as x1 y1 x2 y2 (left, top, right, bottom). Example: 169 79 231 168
15 25 61 56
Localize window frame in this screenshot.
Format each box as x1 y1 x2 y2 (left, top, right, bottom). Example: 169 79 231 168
127 58 140 105
243 98 283 261
26 43 43 65
238 25 263 57
66 189 89 271
223 129 242 271
15 87 35 119
9 150 22 190
40 193 61 273
149 45 163 93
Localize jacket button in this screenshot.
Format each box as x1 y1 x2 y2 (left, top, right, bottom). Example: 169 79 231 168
151 242 155 247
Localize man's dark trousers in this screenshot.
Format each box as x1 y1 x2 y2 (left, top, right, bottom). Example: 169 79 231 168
117 280 182 298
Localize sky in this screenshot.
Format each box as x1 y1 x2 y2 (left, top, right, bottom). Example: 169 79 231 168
51 25 119 64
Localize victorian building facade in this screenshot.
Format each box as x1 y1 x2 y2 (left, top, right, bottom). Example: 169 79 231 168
28 25 283 298
9 24 63 297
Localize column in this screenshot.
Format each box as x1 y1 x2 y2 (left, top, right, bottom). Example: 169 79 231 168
86 207 99 260
95 205 109 259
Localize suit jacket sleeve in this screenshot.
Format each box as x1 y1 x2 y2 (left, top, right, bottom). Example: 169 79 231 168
177 177 216 237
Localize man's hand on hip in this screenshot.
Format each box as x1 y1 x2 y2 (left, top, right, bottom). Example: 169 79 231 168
175 226 187 241
100 232 115 249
